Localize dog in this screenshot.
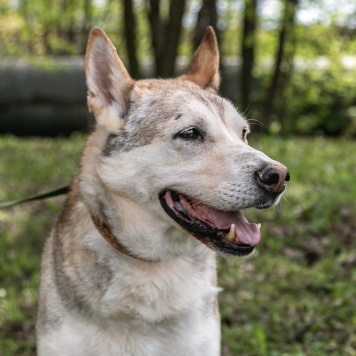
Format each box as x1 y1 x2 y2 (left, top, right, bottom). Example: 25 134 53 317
36 26 289 355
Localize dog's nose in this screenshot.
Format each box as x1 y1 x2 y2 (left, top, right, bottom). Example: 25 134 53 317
256 165 290 194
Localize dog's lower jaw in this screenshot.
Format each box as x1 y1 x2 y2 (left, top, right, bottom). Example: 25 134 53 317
159 190 263 257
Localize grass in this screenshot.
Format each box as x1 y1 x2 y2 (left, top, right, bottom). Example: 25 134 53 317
0 134 355 355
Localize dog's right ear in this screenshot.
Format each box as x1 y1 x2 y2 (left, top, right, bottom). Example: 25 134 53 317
85 27 134 129
180 27 220 92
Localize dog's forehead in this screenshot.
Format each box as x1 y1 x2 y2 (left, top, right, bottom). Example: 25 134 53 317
133 79 247 131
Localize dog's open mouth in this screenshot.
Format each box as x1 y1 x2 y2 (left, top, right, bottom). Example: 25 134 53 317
159 190 261 257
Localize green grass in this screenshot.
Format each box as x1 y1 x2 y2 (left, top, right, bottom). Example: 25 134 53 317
0 134 355 355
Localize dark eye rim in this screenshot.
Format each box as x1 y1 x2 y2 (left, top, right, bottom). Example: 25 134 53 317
175 127 203 141
242 128 249 140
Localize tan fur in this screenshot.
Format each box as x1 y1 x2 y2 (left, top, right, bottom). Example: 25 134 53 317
180 26 220 91
85 27 134 130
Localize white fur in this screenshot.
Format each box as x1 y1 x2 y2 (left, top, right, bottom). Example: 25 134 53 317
37 227 221 355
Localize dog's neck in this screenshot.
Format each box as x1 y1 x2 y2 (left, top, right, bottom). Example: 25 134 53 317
90 214 158 262
78 180 203 262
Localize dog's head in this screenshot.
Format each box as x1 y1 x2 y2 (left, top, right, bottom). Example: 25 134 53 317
81 27 290 259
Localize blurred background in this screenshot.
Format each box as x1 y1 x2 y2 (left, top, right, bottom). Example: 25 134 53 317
1 0 356 137
0 0 355 355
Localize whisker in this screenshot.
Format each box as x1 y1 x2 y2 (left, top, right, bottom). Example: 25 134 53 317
272 205 280 219
282 195 292 206
241 102 251 117
247 118 264 127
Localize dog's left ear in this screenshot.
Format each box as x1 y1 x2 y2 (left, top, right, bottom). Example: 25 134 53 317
85 27 134 129
180 26 220 92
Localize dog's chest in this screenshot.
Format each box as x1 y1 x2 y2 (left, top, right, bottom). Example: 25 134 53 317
98 253 219 323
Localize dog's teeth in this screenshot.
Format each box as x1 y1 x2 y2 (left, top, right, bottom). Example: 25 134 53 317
257 223 261 230
226 224 235 241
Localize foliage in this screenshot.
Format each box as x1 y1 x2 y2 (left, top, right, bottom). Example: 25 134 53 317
0 134 355 355
1 1 356 135
288 66 356 136
251 58 356 137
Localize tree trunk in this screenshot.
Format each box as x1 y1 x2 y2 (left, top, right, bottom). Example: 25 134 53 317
279 17 298 133
240 0 257 113
80 0 92 54
193 0 219 51
123 0 141 79
160 0 186 77
264 0 298 129
147 0 164 75
147 0 186 78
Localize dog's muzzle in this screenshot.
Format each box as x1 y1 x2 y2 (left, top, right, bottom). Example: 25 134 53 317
159 163 290 257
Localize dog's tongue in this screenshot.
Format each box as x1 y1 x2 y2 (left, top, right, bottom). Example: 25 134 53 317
179 194 261 245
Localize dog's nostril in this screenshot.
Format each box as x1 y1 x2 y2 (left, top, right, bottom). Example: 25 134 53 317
259 168 280 186
285 171 290 182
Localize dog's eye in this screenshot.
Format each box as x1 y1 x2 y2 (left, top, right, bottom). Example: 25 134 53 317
176 127 202 141
242 128 249 140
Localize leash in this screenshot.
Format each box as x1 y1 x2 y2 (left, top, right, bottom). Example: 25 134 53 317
0 184 156 262
0 185 70 209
